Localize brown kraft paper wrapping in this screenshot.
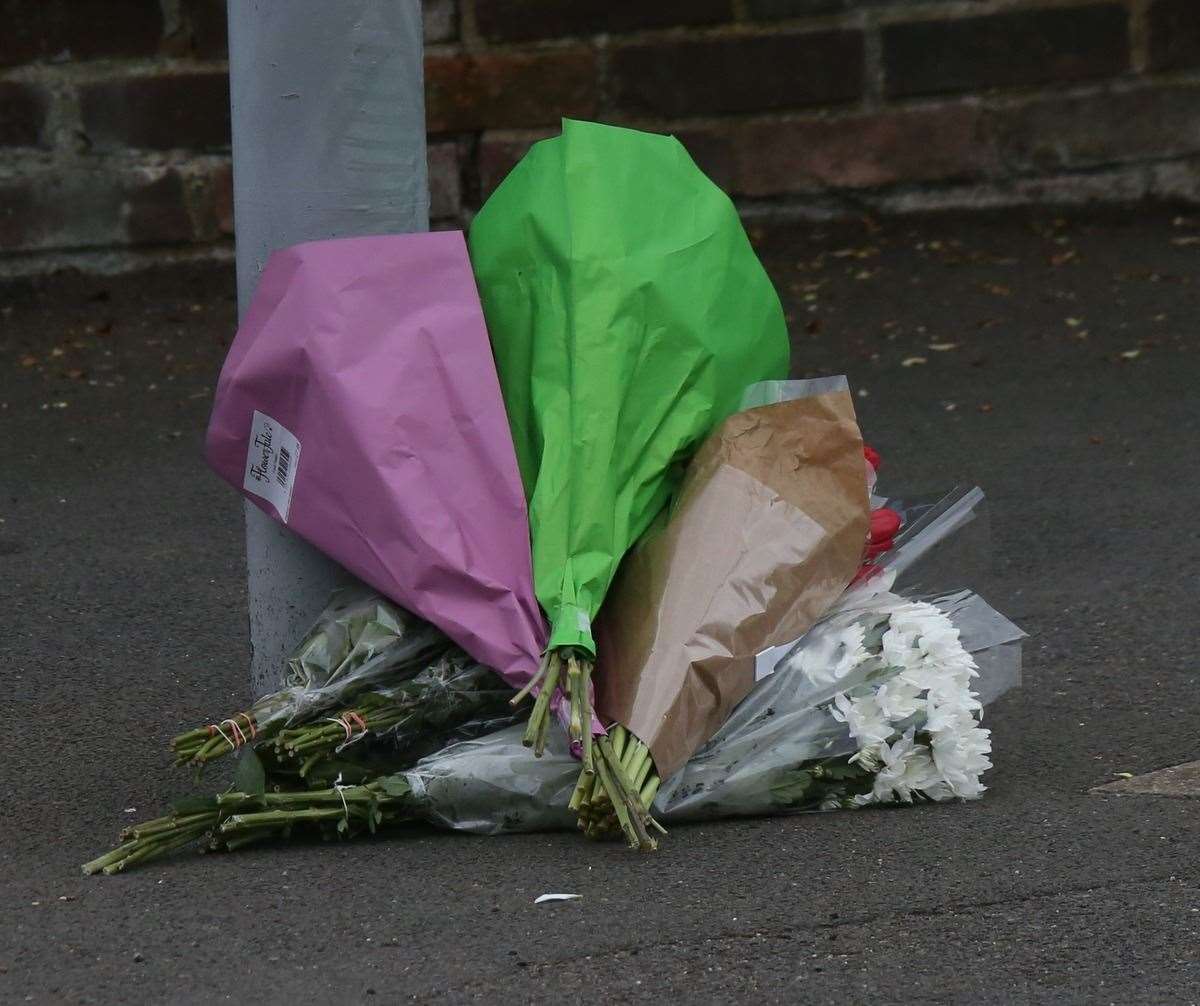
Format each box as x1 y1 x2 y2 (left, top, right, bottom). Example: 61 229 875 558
593 387 870 779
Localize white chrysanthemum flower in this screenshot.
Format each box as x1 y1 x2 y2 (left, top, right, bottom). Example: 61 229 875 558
830 691 892 747
870 729 942 804
826 596 996 808
794 622 870 686
923 700 992 799
880 624 922 671
875 676 923 721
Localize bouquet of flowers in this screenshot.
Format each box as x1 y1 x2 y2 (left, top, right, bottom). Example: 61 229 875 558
169 587 455 768
470 119 791 762
85 485 1021 872
85 119 1024 874
588 376 870 845
204 229 548 697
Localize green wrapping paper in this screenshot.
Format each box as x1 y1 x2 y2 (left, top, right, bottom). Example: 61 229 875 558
469 119 790 658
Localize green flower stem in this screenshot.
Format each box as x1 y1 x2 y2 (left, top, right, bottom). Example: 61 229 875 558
594 735 657 851
567 655 583 739
91 818 216 875
219 827 284 853
121 811 218 841
509 651 550 707
578 659 595 774
106 824 212 874
221 807 352 831
571 727 663 847
81 838 142 876
522 652 561 756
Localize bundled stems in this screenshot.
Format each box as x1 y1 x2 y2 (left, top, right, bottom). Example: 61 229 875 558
83 779 420 875
171 712 263 768
519 651 561 755
271 692 399 776
572 725 662 851
516 648 595 768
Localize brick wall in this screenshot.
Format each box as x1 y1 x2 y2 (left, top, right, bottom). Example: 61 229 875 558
2 0 1199 264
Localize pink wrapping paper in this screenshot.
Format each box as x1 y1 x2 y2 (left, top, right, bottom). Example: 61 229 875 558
205 231 548 688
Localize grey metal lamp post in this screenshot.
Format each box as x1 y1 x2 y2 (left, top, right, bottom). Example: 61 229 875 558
226 1 429 694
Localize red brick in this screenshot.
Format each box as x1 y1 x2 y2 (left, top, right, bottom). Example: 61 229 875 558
673 128 736 191
477 130 555 200
427 140 462 219
748 0 989 15
1147 0 1200 71
611 30 863 117
423 0 459 43
746 0 850 17
994 84 1200 172
732 105 995 195
0 0 162 67
212 161 234 236
472 0 731 42
79 72 231 152
182 0 228 58
883 4 1130 98
0 165 194 252
126 171 194 245
424 49 597 131
177 159 235 242
0 81 47 147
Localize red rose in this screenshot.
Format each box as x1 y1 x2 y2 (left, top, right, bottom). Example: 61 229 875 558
869 506 901 542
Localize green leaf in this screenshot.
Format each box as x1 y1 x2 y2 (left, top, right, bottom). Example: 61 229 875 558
232 748 268 796
820 760 871 782
378 775 413 799
770 770 814 807
861 616 890 653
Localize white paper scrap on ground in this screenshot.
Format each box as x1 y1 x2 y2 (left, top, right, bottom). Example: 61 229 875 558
534 893 582 904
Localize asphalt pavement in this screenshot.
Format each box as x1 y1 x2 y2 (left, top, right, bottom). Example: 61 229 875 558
1 204 1197 1004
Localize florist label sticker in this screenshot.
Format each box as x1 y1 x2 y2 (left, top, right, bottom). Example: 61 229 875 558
243 410 301 522
754 640 793 682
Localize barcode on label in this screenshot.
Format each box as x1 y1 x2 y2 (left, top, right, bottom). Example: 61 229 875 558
276 447 292 487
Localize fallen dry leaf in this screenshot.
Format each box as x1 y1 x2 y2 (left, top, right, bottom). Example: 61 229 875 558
977 402 994 413
1171 236 1200 247
1119 349 1141 360
928 342 959 352
19 354 38 368
901 356 927 367
1065 317 1083 327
